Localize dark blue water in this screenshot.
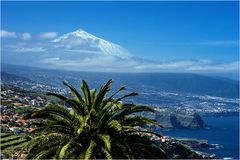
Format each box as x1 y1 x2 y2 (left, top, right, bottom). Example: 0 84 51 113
161 116 239 159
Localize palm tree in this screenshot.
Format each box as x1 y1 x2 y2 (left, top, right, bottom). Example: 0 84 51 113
24 79 165 159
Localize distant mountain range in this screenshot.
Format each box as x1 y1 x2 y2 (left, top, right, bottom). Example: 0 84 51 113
1 72 32 84
1 70 65 94
1 64 239 99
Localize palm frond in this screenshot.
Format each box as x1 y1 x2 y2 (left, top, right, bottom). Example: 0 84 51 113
59 139 77 159
34 146 58 159
82 140 96 160
112 104 155 121
116 92 138 101
46 92 67 101
81 80 92 107
99 134 111 150
93 79 112 111
65 99 85 115
108 86 126 99
63 80 84 104
90 89 97 103
121 115 160 127
102 147 112 160
108 120 122 131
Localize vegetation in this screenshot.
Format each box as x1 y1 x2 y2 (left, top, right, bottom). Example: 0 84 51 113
15 106 34 114
159 140 204 159
23 79 165 159
150 109 205 129
0 132 30 159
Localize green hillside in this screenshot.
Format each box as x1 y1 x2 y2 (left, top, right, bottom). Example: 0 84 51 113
0 131 30 158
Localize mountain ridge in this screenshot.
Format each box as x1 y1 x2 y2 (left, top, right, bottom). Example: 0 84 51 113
1 64 239 98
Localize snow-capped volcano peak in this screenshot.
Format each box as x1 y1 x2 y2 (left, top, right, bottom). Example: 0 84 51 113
53 29 97 42
52 29 130 57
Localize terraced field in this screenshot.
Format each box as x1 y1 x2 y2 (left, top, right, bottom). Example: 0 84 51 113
0 132 30 158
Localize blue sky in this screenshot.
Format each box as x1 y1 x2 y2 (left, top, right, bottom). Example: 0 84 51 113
1 1 239 75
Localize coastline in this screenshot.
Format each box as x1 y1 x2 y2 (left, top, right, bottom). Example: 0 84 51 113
160 115 239 159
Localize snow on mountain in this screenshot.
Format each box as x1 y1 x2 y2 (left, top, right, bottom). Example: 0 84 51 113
52 29 130 57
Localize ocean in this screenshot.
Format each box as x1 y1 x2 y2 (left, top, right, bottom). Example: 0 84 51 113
161 116 239 159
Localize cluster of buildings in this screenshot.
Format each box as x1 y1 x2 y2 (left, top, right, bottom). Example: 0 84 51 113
0 111 33 134
0 88 46 134
151 92 239 116
7 80 66 95
175 99 240 115
1 94 45 107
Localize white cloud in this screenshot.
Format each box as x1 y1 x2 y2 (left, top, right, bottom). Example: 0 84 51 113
43 57 60 62
135 60 211 70
16 47 46 52
42 55 239 73
42 56 138 70
135 60 195 70
1 28 238 73
135 60 238 72
198 40 239 46
64 49 104 54
21 33 32 40
187 61 239 72
1 30 17 38
39 32 58 39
